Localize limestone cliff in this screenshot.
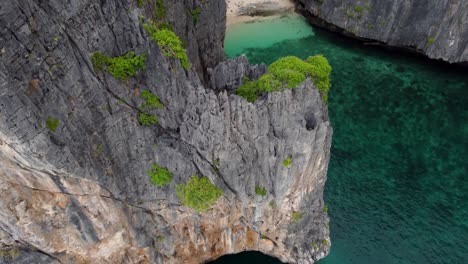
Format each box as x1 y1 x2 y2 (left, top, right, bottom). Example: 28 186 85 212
295 0 468 63
0 0 331 263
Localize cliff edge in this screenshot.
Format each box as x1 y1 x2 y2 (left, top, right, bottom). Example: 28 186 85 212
295 0 468 63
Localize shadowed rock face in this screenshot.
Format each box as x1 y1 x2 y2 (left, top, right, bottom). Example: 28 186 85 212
0 0 331 263
295 0 468 63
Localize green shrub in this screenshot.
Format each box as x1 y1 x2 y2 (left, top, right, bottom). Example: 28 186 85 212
143 20 190 69
255 185 268 196
311 241 318 250
324 205 329 213
292 211 302 222
191 8 202 24
427 37 435 45
138 113 158 125
283 157 292 168
354 6 364 13
212 157 220 172
158 22 173 31
136 0 145 8
90 52 108 71
306 55 332 103
140 90 163 109
154 0 166 20
147 163 173 186
176 176 223 212
107 52 146 80
322 239 328 246
269 201 275 208
46 116 59 132
235 79 260 102
236 55 332 103
91 51 146 80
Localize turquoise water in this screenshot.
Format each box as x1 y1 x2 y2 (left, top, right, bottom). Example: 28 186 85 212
220 14 468 264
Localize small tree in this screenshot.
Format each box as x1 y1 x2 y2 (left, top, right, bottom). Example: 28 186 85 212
176 176 223 212
255 185 268 196
147 163 173 186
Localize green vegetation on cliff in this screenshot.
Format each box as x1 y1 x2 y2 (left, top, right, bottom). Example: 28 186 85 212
283 156 293 168
236 55 332 103
255 185 268 196
138 113 158 125
143 20 190 69
292 211 303 222
191 8 202 24
137 90 163 126
176 176 223 212
147 163 173 186
46 116 59 132
91 51 146 80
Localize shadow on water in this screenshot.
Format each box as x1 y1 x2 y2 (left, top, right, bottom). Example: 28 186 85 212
206 251 283 264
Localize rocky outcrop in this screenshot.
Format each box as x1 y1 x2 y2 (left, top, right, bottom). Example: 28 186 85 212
0 0 331 263
295 0 468 63
207 55 267 92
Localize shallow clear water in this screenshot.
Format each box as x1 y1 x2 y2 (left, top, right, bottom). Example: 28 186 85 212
221 14 468 264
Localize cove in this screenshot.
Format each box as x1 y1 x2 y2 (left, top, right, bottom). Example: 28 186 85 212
222 14 468 264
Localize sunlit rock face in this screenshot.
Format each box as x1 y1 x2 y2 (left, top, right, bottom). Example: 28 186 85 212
295 0 468 63
0 0 331 263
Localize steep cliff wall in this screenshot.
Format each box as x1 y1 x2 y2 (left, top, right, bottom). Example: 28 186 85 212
0 0 331 263
295 0 468 63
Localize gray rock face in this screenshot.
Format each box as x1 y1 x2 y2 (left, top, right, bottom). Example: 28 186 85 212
0 0 331 263
207 55 267 92
295 0 468 63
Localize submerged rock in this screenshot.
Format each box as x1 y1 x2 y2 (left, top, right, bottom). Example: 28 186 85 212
0 0 331 263
295 0 468 63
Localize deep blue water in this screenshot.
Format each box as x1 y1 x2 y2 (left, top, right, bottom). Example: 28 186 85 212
214 14 468 264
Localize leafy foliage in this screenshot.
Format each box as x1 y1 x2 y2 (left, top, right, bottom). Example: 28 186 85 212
191 8 201 24
311 241 318 250
255 185 268 196
143 20 190 69
154 0 166 20
140 90 164 109
46 116 59 132
176 176 223 212
305 54 332 102
91 51 146 80
427 37 435 45
323 205 329 213
354 6 364 13
236 55 332 103
292 211 302 222
283 157 292 168
138 113 158 125
147 163 173 186
137 90 162 126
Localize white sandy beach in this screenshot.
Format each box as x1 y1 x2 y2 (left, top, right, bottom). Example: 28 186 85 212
226 0 295 26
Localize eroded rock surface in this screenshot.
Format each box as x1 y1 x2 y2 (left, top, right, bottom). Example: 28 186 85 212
295 0 468 63
0 0 331 263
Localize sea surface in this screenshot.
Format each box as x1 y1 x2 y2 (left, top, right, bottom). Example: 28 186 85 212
210 14 468 264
